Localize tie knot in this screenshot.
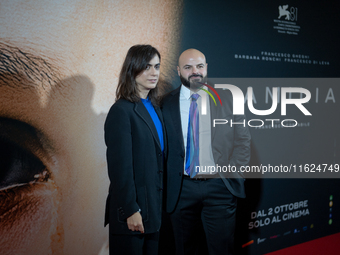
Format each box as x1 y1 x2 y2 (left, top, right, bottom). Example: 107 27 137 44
191 93 200 101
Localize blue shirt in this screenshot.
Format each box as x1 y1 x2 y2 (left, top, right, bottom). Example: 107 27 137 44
141 97 164 151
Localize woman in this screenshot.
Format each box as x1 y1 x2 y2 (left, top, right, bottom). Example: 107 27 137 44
104 45 165 255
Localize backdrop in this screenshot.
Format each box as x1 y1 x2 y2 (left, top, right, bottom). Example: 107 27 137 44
0 0 339 254
178 1 340 254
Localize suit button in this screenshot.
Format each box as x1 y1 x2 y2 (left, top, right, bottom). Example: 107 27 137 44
158 188 163 191
158 153 162 156
179 172 182 176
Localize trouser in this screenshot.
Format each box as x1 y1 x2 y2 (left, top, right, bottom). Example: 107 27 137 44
170 178 237 255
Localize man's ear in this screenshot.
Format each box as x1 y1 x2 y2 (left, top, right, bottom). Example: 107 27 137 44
177 66 180 76
206 63 208 71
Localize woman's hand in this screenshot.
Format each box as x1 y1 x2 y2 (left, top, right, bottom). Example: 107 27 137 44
127 211 144 233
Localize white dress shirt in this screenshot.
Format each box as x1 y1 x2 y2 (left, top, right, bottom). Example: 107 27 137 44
179 85 216 176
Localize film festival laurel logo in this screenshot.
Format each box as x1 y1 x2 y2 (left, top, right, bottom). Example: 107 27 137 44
274 5 300 35
278 5 297 21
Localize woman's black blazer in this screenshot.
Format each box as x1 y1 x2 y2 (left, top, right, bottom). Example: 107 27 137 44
104 98 166 235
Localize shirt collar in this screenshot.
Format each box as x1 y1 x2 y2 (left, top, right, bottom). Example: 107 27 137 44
180 84 206 100
180 84 191 100
141 96 151 102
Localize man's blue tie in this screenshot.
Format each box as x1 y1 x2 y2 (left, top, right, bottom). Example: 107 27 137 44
185 93 200 177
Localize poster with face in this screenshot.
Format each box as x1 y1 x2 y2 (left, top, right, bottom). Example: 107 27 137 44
1 0 340 255
0 1 181 254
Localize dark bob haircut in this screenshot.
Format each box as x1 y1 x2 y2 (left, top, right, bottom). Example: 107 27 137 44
116 44 161 106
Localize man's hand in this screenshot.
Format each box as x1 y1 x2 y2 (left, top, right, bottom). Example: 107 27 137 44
127 211 144 233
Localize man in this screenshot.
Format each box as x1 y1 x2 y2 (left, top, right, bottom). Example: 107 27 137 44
162 49 251 254
0 1 181 254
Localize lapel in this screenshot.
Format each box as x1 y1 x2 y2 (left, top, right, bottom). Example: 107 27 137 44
168 86 185 154
134 101 162 150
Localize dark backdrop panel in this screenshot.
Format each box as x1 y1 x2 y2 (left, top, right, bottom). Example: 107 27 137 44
175 0 340 254
179 0 340 78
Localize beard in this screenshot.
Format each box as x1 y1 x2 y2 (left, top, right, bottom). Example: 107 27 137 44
180 73 207 91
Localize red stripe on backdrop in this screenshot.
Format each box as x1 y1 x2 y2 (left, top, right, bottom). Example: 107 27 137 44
265 232 340 255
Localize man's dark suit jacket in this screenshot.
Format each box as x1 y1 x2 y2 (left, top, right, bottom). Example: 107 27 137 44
104 98 166 234
162 86 251 213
